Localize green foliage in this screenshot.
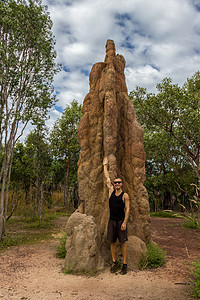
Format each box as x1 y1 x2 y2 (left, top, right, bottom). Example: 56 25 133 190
25 125 53 187
50 100 82 181
139 243 166 269
0 234 24 249
130 73 200 177
63 267 74 274
0 211 69 251
11 142 31 191
150 211 178 218
182 219 200 230
173 184 200 229
0 0 59 239
0 0 60 125
0 230 53 251
191 184 200 212
24 220 52 229
56 232 67 258
8 125 54 224
9 126 54 218
174 212 200 230
9 213 57 228
7 210 70 224
50 100 82 205
190 260 200 299
129 72 200 211
64 257 78 274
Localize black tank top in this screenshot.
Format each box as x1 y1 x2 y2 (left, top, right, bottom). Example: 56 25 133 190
109 191 125 221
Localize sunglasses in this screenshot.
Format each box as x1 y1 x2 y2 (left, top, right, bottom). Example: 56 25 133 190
114 181 122 184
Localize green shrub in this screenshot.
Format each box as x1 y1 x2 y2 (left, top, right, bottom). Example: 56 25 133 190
174 184 200 230
190 260 200 299
0 234 24 249
172 212 200 230
139 242 166 269
56 232 67 258
150 210 178 218
182 219 200 230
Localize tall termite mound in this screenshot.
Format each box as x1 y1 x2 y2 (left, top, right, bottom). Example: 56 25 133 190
65 40 151 272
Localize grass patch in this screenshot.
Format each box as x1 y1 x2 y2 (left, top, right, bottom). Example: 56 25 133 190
56 232 67 258
42 211 72 218
7 214 55 230
151 210 200 230
172 211 200 230
139 242 166 269
0 211 70 251
150 210 178 218
0 231 53 251
190 260 200 299
182 219 200 230
7 211 70 229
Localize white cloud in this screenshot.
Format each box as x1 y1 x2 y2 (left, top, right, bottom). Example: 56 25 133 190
46 108 62 130
53 68 90 107
38 0 200 131
125 65 164 94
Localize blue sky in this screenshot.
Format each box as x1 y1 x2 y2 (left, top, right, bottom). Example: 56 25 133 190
39 0 200 130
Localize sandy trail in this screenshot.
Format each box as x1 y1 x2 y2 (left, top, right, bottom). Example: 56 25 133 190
0 217 198 300
0 242 190 300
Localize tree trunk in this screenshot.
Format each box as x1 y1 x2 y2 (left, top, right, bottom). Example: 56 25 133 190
25 187 29 206
35 159 40 216
39 182 43 227
3 149 14 235
163 191 170 210
72 187 80 208
0 145 14 239
34 178 39 216
6 190 16 222
30 182 33 204
64 186 69 207
64 156 71 207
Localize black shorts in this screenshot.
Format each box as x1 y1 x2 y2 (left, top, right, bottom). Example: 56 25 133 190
107 220 128 243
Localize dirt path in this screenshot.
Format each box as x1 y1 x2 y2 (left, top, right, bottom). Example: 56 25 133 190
0 217 199 300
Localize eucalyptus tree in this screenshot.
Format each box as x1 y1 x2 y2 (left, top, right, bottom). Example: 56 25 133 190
0 0 60 238
11 142 31 203
143 129 196 210
50 100 82 206
25 125 52 224
130 72 200 186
